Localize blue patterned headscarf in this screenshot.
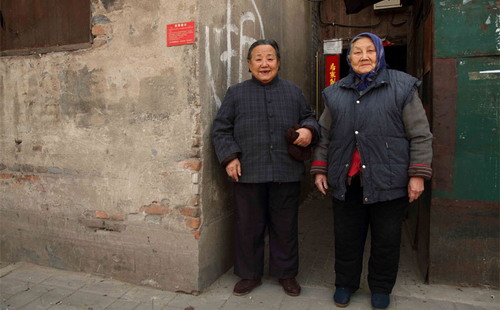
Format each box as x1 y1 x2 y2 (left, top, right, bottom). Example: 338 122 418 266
347 32 387 91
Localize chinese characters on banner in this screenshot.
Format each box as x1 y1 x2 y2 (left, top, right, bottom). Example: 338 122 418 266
166 22 195 46
325 55 340 87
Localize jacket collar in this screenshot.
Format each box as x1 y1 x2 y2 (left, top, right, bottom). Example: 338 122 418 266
251 75 280 87
339 68 389 92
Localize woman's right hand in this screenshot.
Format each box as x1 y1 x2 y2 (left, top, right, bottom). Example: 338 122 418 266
314 174 328 195
225 158 241 182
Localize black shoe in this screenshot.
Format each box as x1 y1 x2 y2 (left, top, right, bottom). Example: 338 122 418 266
333 287 352 307
233 279 262 296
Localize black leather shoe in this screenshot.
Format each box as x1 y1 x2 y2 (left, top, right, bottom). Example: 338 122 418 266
279 278 301 296
233 279 262 296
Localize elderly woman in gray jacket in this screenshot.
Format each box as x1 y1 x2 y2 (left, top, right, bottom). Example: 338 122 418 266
311 32 432 310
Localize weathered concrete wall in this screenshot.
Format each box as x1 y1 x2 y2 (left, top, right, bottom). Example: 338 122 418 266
0 0 202 292
0 0 314 292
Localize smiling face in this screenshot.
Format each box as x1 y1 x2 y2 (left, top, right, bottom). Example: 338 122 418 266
247 44 280 84
349 37 377 74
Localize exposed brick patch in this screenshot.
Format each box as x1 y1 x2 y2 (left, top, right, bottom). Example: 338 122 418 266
0 173 13 180
32 145 43 152
95 211 109 219
110 213 126 221
178 161 202 171
185 218 201 230
188 149 200 158
0 163 6 171
189 195 200 206
192 137 201 147
177 206 200 217
191 231 201 240
0 173 41 182
140 203 169 215
92 25 106 36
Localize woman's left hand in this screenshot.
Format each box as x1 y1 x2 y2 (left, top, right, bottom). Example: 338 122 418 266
293 128 312 147
408 177 424 203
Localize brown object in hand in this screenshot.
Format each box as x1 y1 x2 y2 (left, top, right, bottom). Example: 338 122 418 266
285 124 312 161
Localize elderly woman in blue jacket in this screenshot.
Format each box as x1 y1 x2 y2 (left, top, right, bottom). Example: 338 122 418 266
311 32 432 310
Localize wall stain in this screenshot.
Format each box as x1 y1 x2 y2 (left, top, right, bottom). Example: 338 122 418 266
59 66 106 127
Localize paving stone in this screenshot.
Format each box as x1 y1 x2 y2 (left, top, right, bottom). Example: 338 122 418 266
222 282 285 310
3 267 55 284
133 302 183 310
394 296 455 310
455 302 499 310
43 305 83 310
80 278 134 298
119 286 176 304
104 299 141 310
40 273 97 290
0 278 29 297
168 293 227 310
56 290 116 310
3 285 51 309
17 285 73 310
277 297 310 310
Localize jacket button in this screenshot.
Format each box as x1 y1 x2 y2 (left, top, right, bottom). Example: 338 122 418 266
362 165 366 169
364 198 368 201
270 145 273 149
355 131 359 135
345 164 349 167
356 100 360 104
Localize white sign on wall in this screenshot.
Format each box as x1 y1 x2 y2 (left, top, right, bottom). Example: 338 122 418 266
323 39 342 55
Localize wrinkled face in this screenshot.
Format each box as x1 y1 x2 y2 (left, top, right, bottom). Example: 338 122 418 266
247 45 280 84
349 37 377 74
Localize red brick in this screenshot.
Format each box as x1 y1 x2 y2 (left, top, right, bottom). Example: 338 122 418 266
111 213 126 221
95 211 109 219
179 161 202 171
92 25 106 36
185 218 201 229
140 204 169 215
0 174 14 179
191 231 201 240
24 175 40 182
178 206 200 217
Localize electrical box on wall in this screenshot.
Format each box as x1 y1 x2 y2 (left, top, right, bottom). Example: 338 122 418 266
374 0 402 10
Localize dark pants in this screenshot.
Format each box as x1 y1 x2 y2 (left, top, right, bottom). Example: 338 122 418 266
233 182 301 280
333 177 408 294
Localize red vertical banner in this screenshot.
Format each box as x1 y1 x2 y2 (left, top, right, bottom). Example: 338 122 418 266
325 55 340 87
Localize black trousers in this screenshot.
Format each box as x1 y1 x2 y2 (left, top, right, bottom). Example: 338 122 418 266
333 177 408 294
233 182 300 280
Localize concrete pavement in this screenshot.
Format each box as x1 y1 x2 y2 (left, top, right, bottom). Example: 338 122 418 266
0 261 498 310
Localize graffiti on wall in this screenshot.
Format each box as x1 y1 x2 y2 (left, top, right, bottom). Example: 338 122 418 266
205 0 265 108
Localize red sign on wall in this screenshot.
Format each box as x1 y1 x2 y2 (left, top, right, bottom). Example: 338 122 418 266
167 22 195 47
325 55 340 87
